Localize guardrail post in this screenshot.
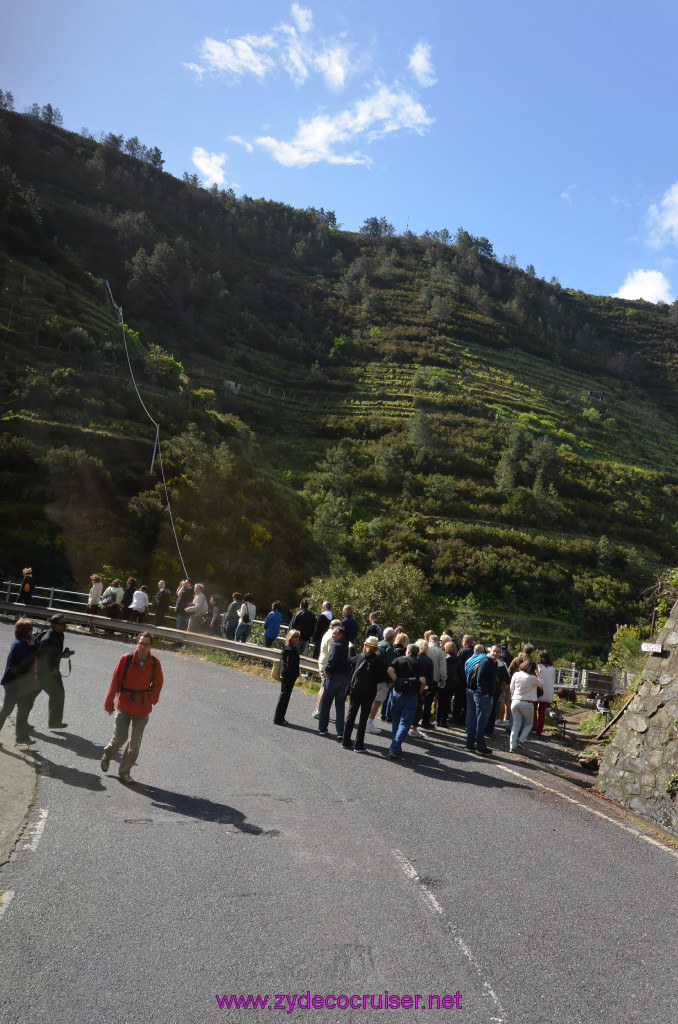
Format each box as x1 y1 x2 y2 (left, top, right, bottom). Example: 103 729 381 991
49 587 55 608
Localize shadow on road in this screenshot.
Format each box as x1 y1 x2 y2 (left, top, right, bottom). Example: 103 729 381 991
130 783 276 835
32 729 104 762
33 751 106 791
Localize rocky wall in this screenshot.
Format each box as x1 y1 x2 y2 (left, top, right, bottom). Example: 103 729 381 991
598 604 678 835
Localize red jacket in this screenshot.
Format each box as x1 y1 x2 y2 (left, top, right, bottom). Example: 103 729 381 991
105 651 164 717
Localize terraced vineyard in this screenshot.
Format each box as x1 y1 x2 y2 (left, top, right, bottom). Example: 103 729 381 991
2 107 678 657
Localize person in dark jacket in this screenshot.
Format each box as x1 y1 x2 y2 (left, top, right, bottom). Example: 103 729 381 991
27 613 72 730
388 644 426 759
341 604 359 647
311 601 333 658
466 645 500 757
222 592 242 640
318 626 350 736
273 630 301 725
438 641 461 726
18 568 34 605
454 634 475 724
153 580 172 628
342 637 395 751
120 577 137 621
0 618 39 745
289 600 316 656
412 642 434 732
365 611 384 641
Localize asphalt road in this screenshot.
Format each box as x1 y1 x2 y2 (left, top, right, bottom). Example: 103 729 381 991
1 622 677 1024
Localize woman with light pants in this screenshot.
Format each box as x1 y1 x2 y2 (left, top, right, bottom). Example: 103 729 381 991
509 660 539 752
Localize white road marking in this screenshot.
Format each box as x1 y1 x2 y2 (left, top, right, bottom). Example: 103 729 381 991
393 848 507 1023
496 763 678 860
0 890 15 920
22 808 49 852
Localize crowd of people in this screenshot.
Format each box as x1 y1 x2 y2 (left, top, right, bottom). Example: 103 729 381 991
273 601 557 761
1 579 558 780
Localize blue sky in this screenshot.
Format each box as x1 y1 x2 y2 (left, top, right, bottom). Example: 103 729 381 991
4 0 678 302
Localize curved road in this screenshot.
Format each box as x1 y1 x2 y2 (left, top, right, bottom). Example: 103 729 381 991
0 622 676 1023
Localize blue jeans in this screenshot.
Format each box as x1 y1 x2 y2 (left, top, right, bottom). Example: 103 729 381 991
235 623 252 643
510 700 534 750
466 689 493 751
389 692 419 754
319 674 350 734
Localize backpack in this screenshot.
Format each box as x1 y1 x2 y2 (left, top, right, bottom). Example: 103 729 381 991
467 662 480 691
118 653 157 706
240 604 251 625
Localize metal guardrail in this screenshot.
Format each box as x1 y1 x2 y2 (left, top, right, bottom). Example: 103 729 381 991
0 581 292 646
0 601 321 676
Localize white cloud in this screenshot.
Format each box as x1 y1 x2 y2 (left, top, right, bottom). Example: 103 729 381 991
647 182 678 247
184 62 206 80
228 135 254 153
279 35 310 85
561 184 576 203
200 34 276 79
256 85 433 168
315 45 350 90
191 8 369 92
613 269 673 303
191 147 228 186
291 3 313 33
408 42 437 88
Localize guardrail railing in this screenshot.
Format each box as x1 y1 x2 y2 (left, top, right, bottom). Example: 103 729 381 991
0 600 320 676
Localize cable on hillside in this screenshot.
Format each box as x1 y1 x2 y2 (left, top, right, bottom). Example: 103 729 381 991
100 280 190 581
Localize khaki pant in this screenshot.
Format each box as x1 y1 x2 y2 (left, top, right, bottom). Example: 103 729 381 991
104 710 149 775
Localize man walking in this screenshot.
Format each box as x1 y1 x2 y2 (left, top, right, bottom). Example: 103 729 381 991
101 633 164 785
29 613 72 730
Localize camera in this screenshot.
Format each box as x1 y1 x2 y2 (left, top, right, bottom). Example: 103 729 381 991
63 647 75 657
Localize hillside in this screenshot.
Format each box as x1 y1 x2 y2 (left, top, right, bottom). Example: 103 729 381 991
2 107 678 657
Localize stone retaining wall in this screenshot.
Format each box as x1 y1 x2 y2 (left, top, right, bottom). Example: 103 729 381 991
598 603 678 835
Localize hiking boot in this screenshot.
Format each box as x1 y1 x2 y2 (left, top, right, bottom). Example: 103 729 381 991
119 772 135 785
100 753 110 772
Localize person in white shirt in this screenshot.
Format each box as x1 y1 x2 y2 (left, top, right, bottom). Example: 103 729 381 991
235 592 256 643
535 650 556 735
509 659 539 752
129 585 151 623
185 583 209 633
88 574 103 613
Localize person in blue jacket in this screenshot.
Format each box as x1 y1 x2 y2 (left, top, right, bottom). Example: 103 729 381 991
0 618 39 745
263 601 283 648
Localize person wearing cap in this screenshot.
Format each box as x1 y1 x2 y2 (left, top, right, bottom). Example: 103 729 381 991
508 643 534 680
342 636 395 752
26 613 72 730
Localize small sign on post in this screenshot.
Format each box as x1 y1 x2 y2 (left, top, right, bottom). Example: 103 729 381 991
641 642 663 654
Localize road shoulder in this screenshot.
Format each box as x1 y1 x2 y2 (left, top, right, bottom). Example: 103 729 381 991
0 743 38 867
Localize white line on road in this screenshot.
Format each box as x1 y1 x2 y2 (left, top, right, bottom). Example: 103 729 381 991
393 848 508 1023
0 890 15 921
496 763 678 860
22 808 49 852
